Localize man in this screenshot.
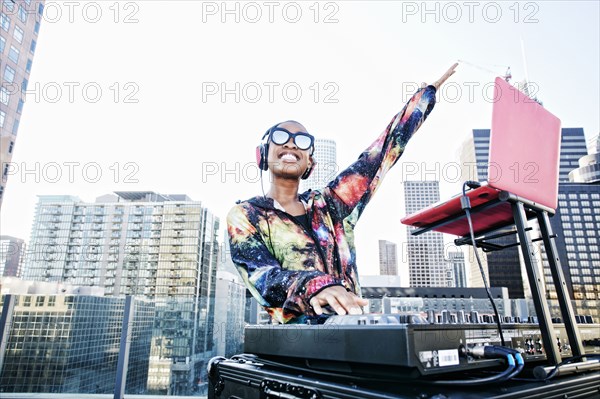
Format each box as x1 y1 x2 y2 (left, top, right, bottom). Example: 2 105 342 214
227 64 458 324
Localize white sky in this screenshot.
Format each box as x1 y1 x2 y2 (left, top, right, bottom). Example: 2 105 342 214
2 1 599 284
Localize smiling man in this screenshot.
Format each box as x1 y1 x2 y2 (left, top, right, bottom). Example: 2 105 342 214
227 64 458 324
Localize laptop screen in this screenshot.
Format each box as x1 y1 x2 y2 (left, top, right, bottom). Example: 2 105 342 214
488 77 561 209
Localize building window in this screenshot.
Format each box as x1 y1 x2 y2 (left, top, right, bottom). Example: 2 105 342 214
34 21 40 34
30 39 36 53
0 110 5 128
0 86 8 105
3 2 15 12
8 45 19 63
23 296 32 307
0 13 9 32
18 5 27 23
3 64 15 83
17 99 23 114
12 118 19 135
26 58 32 73
13 25 23 43
0 35 5 53
8 141 13 153
35 296 45 306
21 78 28 93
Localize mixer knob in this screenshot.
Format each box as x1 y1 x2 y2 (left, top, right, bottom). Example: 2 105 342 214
441 310 450 324
427 310 436 324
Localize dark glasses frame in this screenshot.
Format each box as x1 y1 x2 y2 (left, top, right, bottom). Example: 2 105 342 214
262 127 315 153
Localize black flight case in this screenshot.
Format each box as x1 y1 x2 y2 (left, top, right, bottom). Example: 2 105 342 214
207 354 600 399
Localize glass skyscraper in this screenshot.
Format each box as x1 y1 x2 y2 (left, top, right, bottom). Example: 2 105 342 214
0 294 154 394
559 128 589 182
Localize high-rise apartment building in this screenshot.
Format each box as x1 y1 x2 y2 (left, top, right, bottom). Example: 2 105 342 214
378 240 398 276
23 191 220 395
403 181 447 287
300 138 337 192
1 0 46 207
0 235 25 277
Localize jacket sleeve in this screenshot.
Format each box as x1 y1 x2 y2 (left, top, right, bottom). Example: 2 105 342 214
324 85 437 222
226 205 344 323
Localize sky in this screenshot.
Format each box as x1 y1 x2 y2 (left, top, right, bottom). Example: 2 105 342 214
2 0 599 283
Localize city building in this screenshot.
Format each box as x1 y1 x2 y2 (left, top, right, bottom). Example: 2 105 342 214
300 138 337 192
22 191 220 395
558 128 588 182
213 270 246 358
569 135 600 183
542 183 600 321
586 133 599 155
0 292 154 394
448 251 467 288
0 276 103 296
0 0 46 207
378 239 398 276
0 235 25 277
403 181 447 287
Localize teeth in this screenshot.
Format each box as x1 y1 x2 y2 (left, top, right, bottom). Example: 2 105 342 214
281 154 297 161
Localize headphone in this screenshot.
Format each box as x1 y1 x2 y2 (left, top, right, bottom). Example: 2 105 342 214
256 122 315 180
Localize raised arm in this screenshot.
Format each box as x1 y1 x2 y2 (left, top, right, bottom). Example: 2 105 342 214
324 64 457 223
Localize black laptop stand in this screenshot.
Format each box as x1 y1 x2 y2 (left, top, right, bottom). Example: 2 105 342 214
410 190 586 367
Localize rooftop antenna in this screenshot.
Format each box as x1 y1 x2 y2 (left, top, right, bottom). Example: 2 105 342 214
457 59 511 82
520 37 531 96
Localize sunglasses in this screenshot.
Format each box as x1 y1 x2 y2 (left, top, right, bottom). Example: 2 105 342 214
269 127 314 151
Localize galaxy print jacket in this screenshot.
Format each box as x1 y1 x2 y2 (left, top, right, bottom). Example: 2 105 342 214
227 86 437 324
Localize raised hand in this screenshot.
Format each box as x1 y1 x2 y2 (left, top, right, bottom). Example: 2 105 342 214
431 62 458 90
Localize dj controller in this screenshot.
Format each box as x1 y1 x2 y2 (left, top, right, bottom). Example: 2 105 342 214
244 313 600 377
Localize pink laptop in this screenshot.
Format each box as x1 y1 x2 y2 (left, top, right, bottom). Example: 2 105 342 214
401 77 562 236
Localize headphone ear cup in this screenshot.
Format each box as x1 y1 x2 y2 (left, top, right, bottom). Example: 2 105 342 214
256 143 269 171
301 161 315 180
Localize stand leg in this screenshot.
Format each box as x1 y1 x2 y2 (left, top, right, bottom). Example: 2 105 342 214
537 211 585 357
512 202 561 365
